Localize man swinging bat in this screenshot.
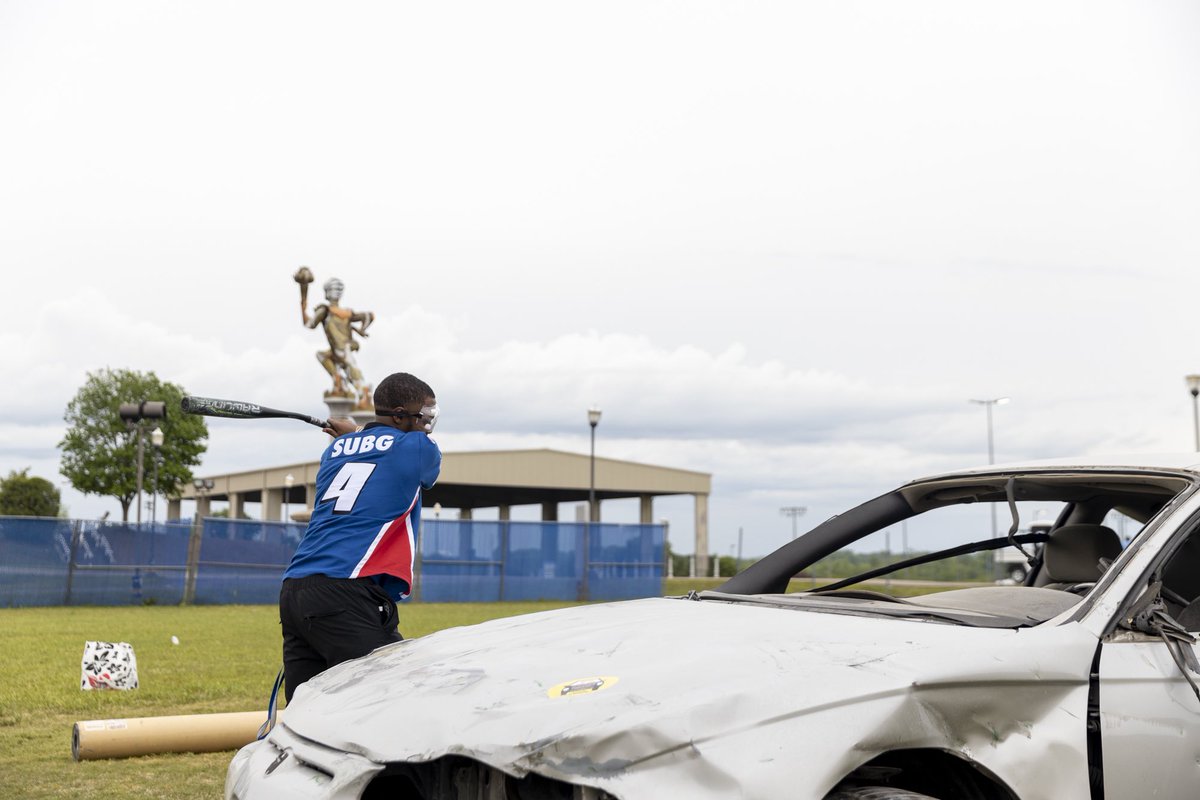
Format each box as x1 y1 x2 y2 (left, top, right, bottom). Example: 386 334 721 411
279 371 442 702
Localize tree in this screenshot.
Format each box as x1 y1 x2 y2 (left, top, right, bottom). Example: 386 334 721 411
59 368 208 522
0 468 61 517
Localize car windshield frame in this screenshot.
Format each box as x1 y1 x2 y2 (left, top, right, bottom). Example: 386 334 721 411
714 467 1198 627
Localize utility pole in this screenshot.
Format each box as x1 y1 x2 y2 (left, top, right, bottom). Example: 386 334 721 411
736 527 744 574
969 397 1009 539
970 396 1010 581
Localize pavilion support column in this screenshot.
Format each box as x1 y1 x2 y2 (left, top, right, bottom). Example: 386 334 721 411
196 496 212 519
265 488 282 521
499 505 510 521
694 494 710 578
639 495 653 524
305 483 316 511
458 509 473 561
228 492 245 521
167 499 181 522
541 502 558 521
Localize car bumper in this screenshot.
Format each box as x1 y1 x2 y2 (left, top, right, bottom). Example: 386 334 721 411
225 725 385 800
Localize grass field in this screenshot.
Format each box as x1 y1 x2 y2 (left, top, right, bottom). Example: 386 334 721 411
0 577 975 799
0 602 583 800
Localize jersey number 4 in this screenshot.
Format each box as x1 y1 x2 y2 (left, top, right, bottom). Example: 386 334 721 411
320 463 377 514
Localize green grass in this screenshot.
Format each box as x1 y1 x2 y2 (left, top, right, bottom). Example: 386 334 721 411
1 579 979 798
0 602 578 800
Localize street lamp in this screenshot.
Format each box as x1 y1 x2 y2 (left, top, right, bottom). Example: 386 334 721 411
149 427 164 526
587 406 602 522
192 478 215 519
660 518 673 578
969 397 1010 539
582 406 602 601
284 474 294 524
1186 376 1200 451
119 400 166 525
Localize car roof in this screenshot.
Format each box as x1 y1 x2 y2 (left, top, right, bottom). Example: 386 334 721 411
912 453 1200 483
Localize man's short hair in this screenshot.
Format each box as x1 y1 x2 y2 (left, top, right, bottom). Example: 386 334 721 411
374 373 434 410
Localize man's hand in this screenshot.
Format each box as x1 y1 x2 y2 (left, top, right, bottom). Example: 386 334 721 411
323 417 359 437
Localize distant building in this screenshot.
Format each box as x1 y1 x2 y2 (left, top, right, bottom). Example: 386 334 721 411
174 448 714 572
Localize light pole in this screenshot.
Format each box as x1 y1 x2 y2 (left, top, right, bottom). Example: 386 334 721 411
119 401 166 525
284 474 294 524
587 406 602 522
583 406 601 601
149 427 163 526
660 518 672 578
1186 376 1200 451
780 506 807 540
185 478 214 605
192 478 214 518
969 397 1010 539
136 426 144 524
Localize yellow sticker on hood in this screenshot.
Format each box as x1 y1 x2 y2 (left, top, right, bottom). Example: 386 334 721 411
548 676 619 698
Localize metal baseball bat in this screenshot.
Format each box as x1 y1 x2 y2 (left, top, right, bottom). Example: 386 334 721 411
180 396 328 428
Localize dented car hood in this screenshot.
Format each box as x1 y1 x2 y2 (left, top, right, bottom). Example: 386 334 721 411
255 596 1100 799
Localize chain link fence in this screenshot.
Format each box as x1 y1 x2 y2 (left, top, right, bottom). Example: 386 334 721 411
0 516 665 607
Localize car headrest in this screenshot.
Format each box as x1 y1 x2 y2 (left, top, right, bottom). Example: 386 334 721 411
1041 524 1122 585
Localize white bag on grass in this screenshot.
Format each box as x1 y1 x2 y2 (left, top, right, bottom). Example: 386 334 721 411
80 641 138 690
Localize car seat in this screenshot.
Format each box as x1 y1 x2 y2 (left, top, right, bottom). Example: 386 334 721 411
1034 524 1122 591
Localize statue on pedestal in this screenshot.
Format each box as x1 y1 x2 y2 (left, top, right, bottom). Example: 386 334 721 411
293 267 375 409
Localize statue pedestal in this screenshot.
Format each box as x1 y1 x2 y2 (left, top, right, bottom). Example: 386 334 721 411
324 394 355 421
324 394 375 428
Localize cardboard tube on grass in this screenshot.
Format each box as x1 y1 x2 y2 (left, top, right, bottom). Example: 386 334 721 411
72 710 274 761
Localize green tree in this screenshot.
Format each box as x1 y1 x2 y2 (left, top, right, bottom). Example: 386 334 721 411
0 468 61 516
59 368 208 522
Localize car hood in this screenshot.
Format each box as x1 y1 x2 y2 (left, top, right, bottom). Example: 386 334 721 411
278 595 1096 794
278 597 1099 791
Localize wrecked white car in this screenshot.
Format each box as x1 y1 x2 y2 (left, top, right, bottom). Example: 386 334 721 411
226 456 1200 799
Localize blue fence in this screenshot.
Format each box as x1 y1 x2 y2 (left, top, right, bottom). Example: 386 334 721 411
419 520 664 602
0 516 665 607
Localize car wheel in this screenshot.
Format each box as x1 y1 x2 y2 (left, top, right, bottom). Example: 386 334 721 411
826 788 940 800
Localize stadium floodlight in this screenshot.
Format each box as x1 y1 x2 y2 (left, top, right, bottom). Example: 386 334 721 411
120 401 166 525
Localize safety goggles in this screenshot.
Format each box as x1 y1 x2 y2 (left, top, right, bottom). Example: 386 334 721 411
378 403 439 433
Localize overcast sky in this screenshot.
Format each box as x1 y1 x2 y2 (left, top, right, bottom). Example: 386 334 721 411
3 1 1200 559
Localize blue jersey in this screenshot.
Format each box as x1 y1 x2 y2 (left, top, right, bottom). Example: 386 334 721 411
285 423 442 600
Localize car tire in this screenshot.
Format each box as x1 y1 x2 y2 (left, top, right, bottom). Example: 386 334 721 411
826 788 940 800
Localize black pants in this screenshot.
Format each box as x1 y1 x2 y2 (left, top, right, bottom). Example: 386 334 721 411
279 574 403 702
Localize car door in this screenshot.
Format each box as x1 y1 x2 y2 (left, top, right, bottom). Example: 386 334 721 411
1098 630 1200 798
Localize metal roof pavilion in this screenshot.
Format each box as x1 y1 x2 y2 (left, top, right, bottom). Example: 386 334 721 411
173 448 713 564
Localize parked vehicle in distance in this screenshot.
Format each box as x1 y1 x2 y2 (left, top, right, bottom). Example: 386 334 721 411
227 455 1200 800
992 519 1051 582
